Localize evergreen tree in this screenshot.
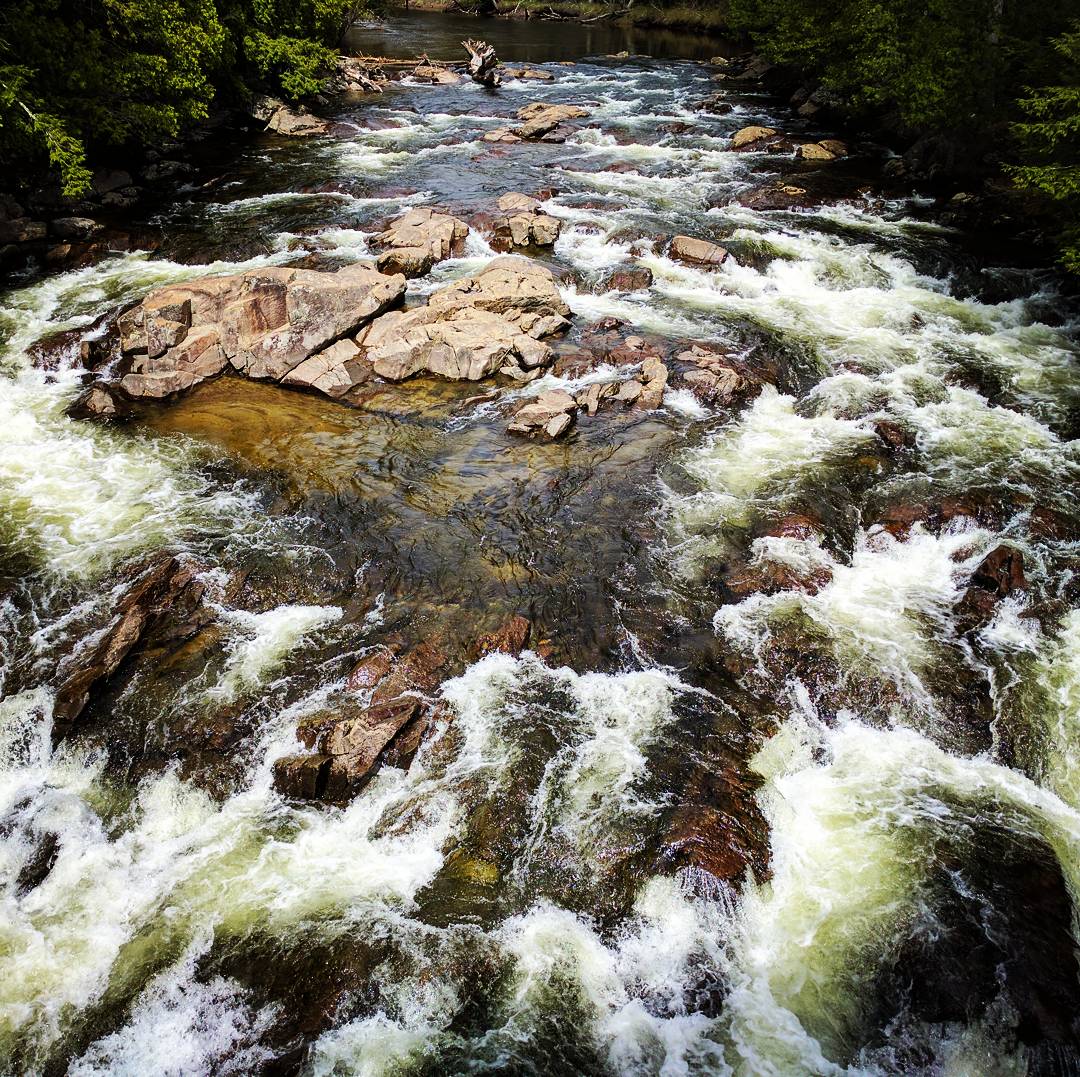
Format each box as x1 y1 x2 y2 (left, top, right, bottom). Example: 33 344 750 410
1012 23 1080 271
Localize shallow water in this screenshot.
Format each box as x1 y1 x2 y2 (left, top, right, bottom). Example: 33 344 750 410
2 10 1080 1076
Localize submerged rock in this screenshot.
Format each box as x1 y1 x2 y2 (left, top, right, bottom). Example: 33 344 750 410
955 544 1027 632
657 766 769 885
472 614 532 658
371 207 469 277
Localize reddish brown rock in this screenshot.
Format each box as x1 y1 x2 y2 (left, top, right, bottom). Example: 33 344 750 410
971 545 1026 597
52 556 207 739
657 768 769 885
874 419 914 451
278 641 450 803
597 265 654 292
472 615 532 659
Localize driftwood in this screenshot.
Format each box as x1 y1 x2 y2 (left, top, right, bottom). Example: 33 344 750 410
462 39 501 86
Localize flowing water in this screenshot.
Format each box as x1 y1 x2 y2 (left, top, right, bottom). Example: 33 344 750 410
2 10 1080 1075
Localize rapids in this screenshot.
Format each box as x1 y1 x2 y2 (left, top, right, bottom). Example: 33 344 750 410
2 10 1080 1075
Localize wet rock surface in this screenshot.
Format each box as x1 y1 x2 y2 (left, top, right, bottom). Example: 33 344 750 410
3 14 1080 1076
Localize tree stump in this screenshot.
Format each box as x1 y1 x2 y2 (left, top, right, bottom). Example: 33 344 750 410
462 39 501 87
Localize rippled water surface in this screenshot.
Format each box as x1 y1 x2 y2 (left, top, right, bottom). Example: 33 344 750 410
2 11 1080 1076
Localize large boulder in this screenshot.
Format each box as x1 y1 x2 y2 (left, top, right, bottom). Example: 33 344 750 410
730 125 779 150
117 263 405 398
356 257 571 382
371 207 469 277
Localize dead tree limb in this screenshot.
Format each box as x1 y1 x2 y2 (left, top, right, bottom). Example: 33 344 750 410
462 39 501 86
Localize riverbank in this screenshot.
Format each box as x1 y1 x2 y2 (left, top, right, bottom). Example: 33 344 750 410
396 0 731 33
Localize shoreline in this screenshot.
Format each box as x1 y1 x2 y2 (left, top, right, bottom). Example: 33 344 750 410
392 0 732 34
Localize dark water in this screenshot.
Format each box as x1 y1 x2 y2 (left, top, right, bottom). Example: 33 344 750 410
344 8 735 62
1 11 1080 1076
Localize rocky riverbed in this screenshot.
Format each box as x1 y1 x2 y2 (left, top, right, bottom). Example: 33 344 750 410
2 10 1080 1076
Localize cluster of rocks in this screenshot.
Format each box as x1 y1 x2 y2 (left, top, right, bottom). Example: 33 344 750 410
247 95 332 138
115 262 405 400
675 344 761 406
71 252 576 414
273 614 533 802
506 342 669 441
357 257 571 381
489 193 561 249
484 103 590 145
730 125 848 161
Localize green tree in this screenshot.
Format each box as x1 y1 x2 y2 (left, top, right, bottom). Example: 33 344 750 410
0 0 369 197
1012 23 1080 271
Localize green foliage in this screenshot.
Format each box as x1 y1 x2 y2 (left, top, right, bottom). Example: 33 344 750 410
1012 24 1080 270
729 0 1080 271
726 0 1074 132
0 0 368 196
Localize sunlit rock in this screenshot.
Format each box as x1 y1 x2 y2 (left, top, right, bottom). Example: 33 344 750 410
669 234 730 267
116 263 405 398
371 206 470 277
730 124 779 150
491 192 561 249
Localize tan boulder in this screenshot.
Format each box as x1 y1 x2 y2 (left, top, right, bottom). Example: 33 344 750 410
796 142 837 161
118 263 405 398
250 95 331 137
818 138 849 157
730 125 779 150
483 127 523 144
281 338 373 398
514 103 589 140
669 235 729 268
371 207 469 278
507 388 577 440
361 307 551 381
492 192 561 249
353 258 570 382
427 257 571 319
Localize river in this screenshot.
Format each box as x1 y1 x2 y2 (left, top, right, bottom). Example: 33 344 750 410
1 10 1080 1076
